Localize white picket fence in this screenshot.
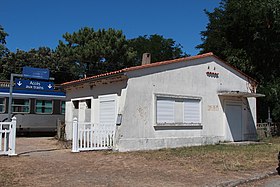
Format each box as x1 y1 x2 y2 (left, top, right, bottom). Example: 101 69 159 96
72 118 116 152
0 117 17 156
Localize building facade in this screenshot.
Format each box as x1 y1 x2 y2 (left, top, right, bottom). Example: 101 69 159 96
62 53 263 151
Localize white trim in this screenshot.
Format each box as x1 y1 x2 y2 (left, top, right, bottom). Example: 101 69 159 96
71 96 93 101
0 92 65 99
155 93 202 100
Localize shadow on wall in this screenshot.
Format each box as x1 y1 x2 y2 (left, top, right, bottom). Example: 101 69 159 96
220 97 257 141
245 98 258 140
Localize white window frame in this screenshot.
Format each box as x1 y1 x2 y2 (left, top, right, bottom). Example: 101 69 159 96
155 94 202 126
35 99 53 114
12 98 30 114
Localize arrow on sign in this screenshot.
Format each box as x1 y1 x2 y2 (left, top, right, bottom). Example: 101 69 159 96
48 84 52 89
17 81 22 87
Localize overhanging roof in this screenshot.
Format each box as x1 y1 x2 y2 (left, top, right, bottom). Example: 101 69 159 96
218 91 265 98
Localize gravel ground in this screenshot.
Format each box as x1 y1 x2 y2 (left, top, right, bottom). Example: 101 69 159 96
0 137 278 186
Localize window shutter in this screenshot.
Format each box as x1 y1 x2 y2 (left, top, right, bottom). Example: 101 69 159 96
184 99 201 123
156 98 175 123
99 99 116 125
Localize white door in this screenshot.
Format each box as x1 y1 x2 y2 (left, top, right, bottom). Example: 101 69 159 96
99 95 116 125
225 103 243 141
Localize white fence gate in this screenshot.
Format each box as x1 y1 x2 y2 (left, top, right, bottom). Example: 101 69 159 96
0 117 17 156
72 118 116 152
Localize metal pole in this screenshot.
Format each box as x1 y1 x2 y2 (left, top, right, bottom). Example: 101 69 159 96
8 74 14 122
8 74 22 122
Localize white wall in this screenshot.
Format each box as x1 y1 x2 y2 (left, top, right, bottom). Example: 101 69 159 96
64 56 257 151
115 56 257 151
64 81 127 140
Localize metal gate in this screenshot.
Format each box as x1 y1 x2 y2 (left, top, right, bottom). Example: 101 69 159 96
71 118 116 152
0 117 17 156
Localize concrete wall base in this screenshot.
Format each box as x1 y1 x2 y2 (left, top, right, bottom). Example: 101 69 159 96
115 136 223 152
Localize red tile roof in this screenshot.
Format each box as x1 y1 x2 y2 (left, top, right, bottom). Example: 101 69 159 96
61 52 257 87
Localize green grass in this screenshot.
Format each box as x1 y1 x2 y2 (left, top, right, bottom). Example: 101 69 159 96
127 137 280 172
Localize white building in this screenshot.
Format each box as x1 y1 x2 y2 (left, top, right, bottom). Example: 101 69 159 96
62 52 264 152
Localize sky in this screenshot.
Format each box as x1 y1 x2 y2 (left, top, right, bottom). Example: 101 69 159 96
1 0 221 56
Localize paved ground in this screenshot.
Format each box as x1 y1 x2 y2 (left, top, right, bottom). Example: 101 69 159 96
0 137 279 186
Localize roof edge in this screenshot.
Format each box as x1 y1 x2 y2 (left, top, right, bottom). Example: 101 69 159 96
211 54 258 84
61 52 258 87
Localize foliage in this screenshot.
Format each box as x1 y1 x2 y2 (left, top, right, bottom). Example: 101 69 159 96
0 25 9 58
197 0 280 121
0 47 72 83
0 26 189 84
128 34 188 65
56 27 135 77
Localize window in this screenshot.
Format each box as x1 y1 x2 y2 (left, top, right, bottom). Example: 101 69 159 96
156 95 201 125
12 99 30 113
35 100 53 114
156 97 175 123
184 99 201 123
61 101 65 114
0 98 5 113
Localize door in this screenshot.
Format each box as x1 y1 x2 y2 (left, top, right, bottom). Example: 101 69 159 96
225 103 243 141
99 95 116 125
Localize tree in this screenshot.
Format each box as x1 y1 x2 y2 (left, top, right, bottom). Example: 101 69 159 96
128 34 188 65
56 27 135 77
197 0 280 121
0 25 9 78
0 25 8 58
0 47 72 83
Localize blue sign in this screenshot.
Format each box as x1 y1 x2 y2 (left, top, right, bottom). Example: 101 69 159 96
23 67 50 80
15 79 54 91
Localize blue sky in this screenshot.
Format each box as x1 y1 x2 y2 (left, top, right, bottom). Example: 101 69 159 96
1 0 221 56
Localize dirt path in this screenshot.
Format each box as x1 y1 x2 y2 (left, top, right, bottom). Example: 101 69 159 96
0 138 278 186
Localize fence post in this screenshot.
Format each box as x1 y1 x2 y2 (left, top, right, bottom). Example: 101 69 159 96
72 117 79 152
8 116 17 156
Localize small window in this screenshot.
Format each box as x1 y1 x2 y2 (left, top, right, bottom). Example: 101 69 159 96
35 100 53 114
12 99 30 113
0 98 5 113
73 100 79 109
61 101 65 114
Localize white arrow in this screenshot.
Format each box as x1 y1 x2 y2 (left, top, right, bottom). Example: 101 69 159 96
17 81 22 87
48 84 52 89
